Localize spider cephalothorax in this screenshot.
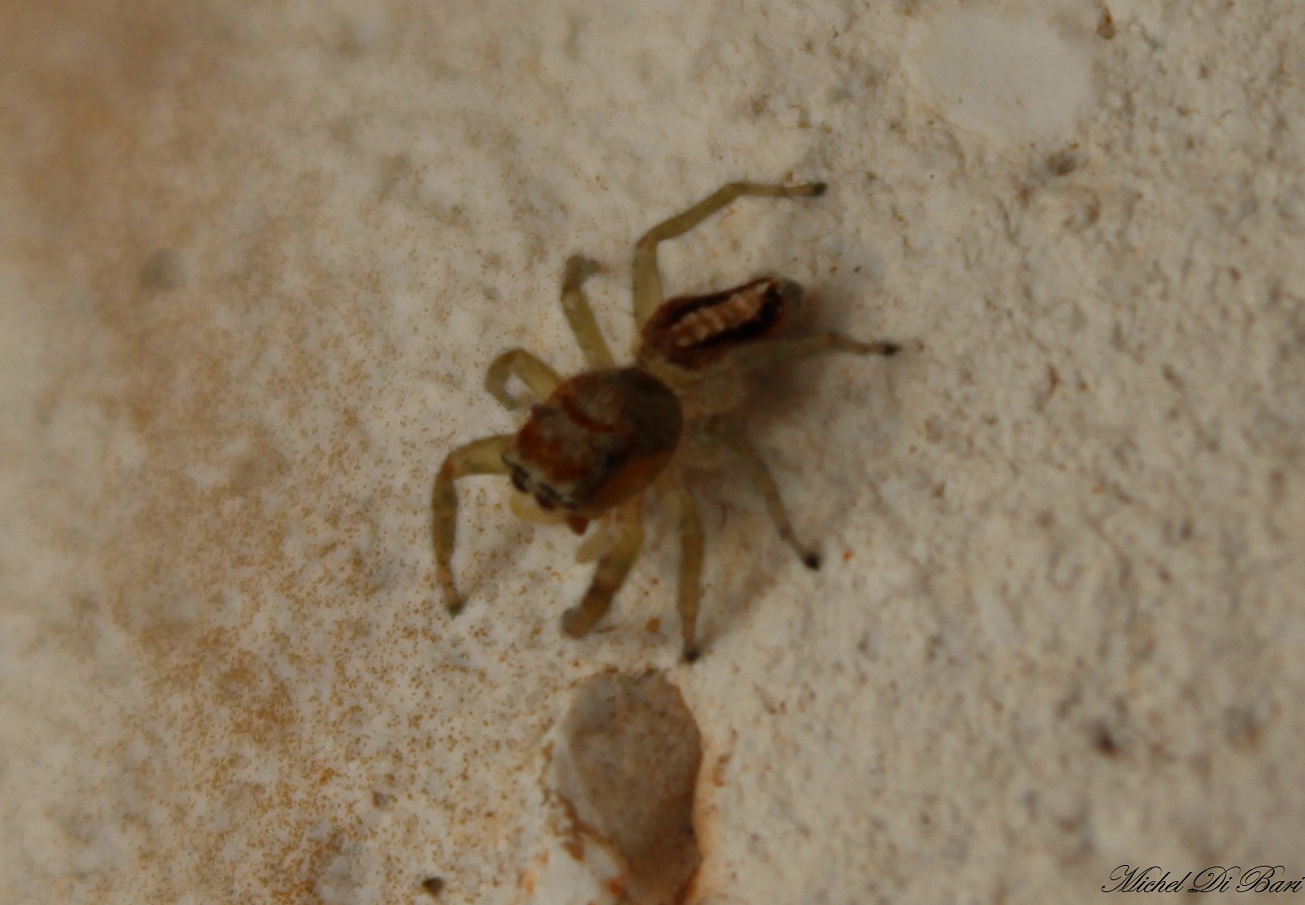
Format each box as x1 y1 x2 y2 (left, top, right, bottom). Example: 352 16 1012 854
433 181 899 660
504 368 682 526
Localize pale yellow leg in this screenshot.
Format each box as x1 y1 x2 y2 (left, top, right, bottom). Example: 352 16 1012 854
561 495 644 639
671 482 705 661
707 421 821 569
484 349 561 410
631 181 827 330
727 333 899 372
433 434 514 615
561 255 616 368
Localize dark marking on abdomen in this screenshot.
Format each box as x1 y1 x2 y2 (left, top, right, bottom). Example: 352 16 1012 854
639 277 802 369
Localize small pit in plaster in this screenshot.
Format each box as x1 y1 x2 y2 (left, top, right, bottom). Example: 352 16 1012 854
543 669 703 905
907 7 1094 148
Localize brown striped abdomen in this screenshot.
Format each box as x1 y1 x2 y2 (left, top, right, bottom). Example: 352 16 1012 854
638 277 802 370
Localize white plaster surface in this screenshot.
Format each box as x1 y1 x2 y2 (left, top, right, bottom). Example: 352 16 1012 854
3 0 1304 902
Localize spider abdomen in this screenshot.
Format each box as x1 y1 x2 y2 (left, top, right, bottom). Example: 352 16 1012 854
638 277 802 370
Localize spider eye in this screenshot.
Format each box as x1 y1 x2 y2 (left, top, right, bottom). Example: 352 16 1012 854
602 453 620 468
535 484 561 511
509 468 529 493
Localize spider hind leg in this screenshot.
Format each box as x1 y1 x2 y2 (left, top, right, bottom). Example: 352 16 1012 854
631 181 826 331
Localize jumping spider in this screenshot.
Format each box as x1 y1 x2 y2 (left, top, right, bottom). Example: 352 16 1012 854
433 181 899 660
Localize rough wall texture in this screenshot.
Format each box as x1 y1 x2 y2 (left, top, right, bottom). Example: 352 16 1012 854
3 1 1303 903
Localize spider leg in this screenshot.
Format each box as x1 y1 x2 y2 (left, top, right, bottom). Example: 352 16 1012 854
670 481 705 662
561 495 644 639
726 333 900 372
561 255 616 368
706 420 821 569
433 434 514 615
484 350 561 410
631 180 827 331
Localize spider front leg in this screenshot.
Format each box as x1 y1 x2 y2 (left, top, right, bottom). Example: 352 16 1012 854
433 434 514 615
632 180 827 328
561 495 644 640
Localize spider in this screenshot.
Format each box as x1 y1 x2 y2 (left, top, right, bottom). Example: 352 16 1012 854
433 180 899 660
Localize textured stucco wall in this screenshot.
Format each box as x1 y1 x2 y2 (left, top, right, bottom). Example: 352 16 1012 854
3 1 1304 903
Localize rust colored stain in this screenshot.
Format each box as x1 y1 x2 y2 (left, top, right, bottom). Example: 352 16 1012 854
3 3 399 902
